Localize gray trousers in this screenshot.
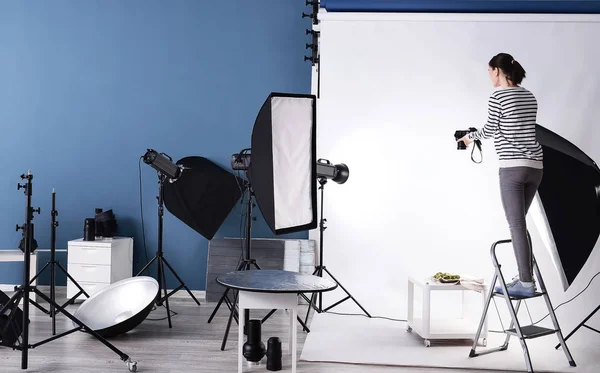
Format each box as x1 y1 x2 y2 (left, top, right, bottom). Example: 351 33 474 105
499 166 544 283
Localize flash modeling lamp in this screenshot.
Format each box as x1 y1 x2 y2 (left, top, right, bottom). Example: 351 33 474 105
143 149 182 180
316 159 349 184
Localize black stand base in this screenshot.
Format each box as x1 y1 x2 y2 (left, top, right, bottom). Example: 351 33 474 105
301 177 371 327
28 259 90 336
556 304 600 349
0 285 137 371
302 265 371 326
2 171 137 372
136 252 201 329
207 184 310 352
207 258 261 351
135 172 200 329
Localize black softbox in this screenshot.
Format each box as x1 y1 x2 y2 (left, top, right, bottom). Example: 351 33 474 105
248 92 318 235
532 124 600 290
163 156 247 240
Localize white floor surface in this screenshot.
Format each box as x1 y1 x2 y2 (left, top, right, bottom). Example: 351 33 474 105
300 312 599 373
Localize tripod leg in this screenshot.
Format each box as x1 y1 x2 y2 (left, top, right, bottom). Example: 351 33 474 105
161 257 201 306
207 288 231 323
0 289 24 315
208 260 246 324
29 298 49 314
32 289 134 364
158 257 172 328
303 267 324 326
58 262 90 297
322 267 371 317
29 262 50 284
51 261 56 335
221 289 239 351
136 255 158 277
303 291 318 327
556 304 600 349
296 315 310 333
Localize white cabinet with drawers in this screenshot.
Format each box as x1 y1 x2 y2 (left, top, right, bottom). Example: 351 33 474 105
66 237 133 302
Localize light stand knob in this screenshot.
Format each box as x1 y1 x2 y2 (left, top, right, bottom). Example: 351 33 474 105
302 12 314 19
16 224 24 231
32 207 41 215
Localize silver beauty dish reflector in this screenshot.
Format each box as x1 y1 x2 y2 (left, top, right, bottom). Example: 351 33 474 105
73 276 159 337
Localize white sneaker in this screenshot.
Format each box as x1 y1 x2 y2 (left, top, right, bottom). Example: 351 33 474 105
494 275 519 293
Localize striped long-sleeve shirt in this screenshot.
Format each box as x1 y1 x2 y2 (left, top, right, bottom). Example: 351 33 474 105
467 86 543 169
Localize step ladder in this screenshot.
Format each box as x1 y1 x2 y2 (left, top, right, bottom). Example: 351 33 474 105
469 237 576 373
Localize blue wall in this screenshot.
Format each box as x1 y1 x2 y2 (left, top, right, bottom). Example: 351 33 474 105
0 1 312 289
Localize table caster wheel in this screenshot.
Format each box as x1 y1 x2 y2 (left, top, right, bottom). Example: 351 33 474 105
482 338 487 347
424 339 431 347
407 326 412 333
126 359 138 372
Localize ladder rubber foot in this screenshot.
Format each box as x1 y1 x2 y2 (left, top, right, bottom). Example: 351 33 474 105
569 360 577 367
469 349 476 358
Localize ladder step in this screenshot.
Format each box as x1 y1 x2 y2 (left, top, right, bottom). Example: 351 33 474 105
493 291 546 300
505 325 557 339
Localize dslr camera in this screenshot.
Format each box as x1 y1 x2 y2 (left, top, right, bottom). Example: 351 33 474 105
454 127 480 150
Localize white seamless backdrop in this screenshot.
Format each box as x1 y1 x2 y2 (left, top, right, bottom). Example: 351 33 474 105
310 11 600 332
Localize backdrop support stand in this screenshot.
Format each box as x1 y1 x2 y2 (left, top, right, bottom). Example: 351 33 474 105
303 178 371 326
0 171 138 372
28 189 90 336
136 173 201 328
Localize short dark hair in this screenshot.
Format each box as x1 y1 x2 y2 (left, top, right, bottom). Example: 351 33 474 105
489 53 526 85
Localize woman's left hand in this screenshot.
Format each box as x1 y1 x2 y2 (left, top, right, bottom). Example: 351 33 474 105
458 135 473 147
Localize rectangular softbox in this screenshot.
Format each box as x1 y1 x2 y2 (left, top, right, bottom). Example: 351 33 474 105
249 92 317 235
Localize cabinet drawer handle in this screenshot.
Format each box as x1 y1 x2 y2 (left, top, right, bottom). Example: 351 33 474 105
80 265 97 269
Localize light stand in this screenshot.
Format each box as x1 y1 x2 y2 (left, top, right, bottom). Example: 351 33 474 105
207 180 261 350
28 189 90 335
556 306 600 349
208 178 310 351
303 177 371 325
0 171 137 372
136 171 201 328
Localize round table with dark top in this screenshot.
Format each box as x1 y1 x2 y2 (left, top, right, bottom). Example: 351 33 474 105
216 269 337 294
216 270 337 373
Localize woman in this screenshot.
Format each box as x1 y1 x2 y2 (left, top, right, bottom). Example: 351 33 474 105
458 53 543 297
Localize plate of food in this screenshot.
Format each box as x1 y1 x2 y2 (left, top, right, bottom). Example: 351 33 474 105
433 272 461 284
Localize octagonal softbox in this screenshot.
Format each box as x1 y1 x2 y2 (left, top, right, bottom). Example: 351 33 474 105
249 93 317 235
531 124 600 291
163 156 247 240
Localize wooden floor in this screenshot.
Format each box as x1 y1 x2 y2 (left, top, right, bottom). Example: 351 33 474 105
0 288 509 373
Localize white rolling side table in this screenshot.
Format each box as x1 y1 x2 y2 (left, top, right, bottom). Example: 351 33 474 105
407 275 489 347
216 270 337 373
